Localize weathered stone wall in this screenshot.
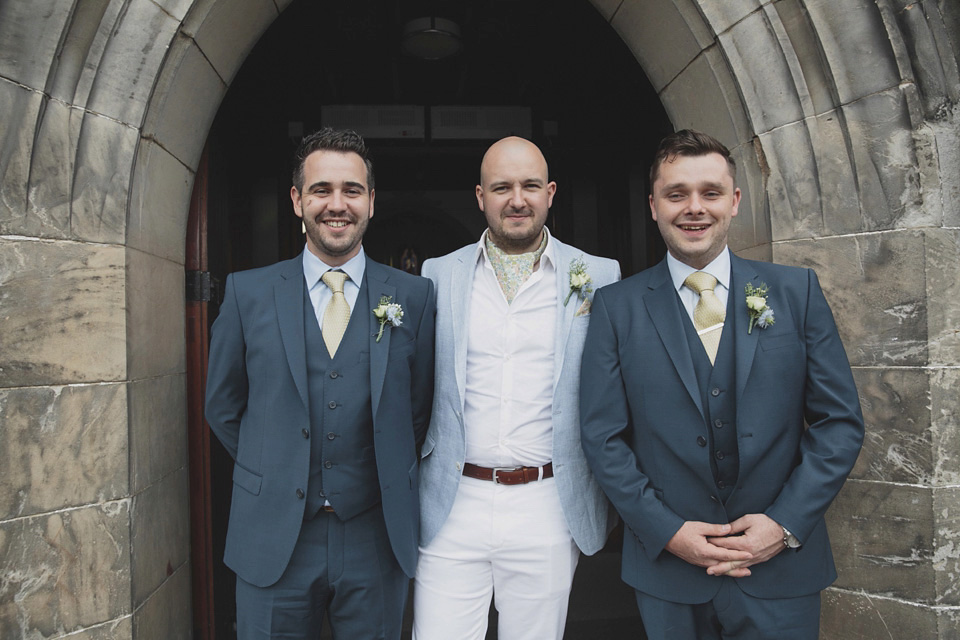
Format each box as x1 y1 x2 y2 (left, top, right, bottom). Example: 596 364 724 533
0 0 957 637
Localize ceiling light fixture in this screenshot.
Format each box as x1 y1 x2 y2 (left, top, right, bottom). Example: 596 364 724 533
401 17 462 60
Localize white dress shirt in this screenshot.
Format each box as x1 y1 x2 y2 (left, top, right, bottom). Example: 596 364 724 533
302 246 366 326
666 248 731 323
463 229 558 468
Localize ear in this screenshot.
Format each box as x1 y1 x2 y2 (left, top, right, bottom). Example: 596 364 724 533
291 186 303 218
730 187 741 218
546 181 557 208
475 184 485 212
649 193 658 221
368 189 375 220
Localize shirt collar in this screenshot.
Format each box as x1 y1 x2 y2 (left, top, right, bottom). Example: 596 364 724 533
475 227 557 272
302 245 366 289
666 247 731 293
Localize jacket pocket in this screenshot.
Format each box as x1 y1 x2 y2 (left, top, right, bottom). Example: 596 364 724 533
232 462 262 496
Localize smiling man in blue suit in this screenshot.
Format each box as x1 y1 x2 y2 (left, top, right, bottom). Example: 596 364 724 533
205 128 435 639
580 130 864 639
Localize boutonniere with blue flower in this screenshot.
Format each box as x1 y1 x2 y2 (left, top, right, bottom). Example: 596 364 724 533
745 282 775 334
373 295 403 342
564 256 593 307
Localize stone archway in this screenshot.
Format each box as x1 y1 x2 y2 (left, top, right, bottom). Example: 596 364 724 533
1 1 958 638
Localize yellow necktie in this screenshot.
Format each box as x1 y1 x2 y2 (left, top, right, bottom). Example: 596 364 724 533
684 271 725 365
321 271 350 357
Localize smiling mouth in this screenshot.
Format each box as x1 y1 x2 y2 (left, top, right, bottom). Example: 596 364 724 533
323 220 350 228
679 223 710 232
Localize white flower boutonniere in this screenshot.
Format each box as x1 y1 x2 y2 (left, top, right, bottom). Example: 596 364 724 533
745 282 775 334
373 295 403 342
564 256 594 306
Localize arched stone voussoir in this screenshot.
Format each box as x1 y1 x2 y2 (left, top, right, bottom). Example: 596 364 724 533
183 0 285 86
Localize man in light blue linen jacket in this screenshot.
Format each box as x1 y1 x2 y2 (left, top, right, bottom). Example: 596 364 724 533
413 136 621 640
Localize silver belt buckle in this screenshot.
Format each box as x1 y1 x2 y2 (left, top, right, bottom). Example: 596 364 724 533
492 467 521 484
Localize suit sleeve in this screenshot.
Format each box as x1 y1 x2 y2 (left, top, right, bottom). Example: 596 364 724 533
765 269 865 542
580 288 685 557
410 278 436 448
204 274 247 460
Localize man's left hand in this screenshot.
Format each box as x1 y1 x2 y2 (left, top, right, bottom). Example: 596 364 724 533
705 513 785 577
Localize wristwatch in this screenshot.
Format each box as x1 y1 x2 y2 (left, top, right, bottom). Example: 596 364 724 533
781 526 801 549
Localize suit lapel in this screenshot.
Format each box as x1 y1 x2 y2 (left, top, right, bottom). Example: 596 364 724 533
450 252 475 408
643 260 704 417
731 255 760 404
276 256 310 411
365 259 396 420
553 240 577 390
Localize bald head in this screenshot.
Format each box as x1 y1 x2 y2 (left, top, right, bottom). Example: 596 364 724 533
479 136 549 186
476 136 556 254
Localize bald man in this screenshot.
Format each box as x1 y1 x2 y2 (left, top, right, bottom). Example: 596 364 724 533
413 137 621 639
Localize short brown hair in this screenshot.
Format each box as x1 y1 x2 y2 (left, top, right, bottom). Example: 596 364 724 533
292 127 374 192
649 129 736 186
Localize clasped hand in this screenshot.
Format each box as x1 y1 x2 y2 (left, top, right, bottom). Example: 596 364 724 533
664 514 785 578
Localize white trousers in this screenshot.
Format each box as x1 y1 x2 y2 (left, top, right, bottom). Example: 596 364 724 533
413 475 580 640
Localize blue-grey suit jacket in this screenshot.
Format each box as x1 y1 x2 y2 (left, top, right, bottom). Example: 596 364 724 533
205 254 435 587
419 236 620 554
580 252 864 603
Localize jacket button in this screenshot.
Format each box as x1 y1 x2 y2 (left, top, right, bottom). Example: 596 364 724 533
717 480 726 489
697 436 707 447
327 432 336 440
710 495 719 503
714 419 723 429
302 429 309 439
711 388 721 397
328 401 337 409
296 488 304 499
324 461 333 469
330 371 339 379
716 451 725 460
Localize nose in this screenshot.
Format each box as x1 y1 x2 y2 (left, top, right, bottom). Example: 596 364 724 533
328 190 348 212
687 193 706 214
508 186 525 210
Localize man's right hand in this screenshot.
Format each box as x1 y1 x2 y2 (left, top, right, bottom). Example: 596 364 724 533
665 521 753 576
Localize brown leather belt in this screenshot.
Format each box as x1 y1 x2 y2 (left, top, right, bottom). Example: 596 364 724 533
321 505 335 513
462 462 553 485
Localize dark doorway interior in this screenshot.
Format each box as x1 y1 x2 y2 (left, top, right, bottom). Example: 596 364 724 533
197 0 670 637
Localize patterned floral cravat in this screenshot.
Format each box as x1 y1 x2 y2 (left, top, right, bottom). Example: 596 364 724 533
485 233 548 304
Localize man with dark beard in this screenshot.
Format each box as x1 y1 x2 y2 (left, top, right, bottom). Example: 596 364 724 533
205 128 435 639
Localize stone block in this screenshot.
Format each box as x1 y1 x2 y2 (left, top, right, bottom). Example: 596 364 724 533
0 384 127 520
129 374 188 494
841 86 928 231
934 487 960 606
850 367 931 484
142 36 227 171
821 588 939 639
932 368 960 486
45 0 121 110
757 120 824 242
191 0 280 85
893 1 960 116
926 229 960 366
610 0 708 92
659 46 752 149
84 0 179 127
698 0 761 35
125 249 186 380
0 0 72 89
771 0 837 116
0 82 59 237
0 239 126 386
803 0 901 105
727 141 770 253
829 480 935 602
132 563 192 640
127 141 194 264
720 8 806 132
71 113 140 244
130 468 190 608
587 0 622 22
0 502 131 637
774 231 928 367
